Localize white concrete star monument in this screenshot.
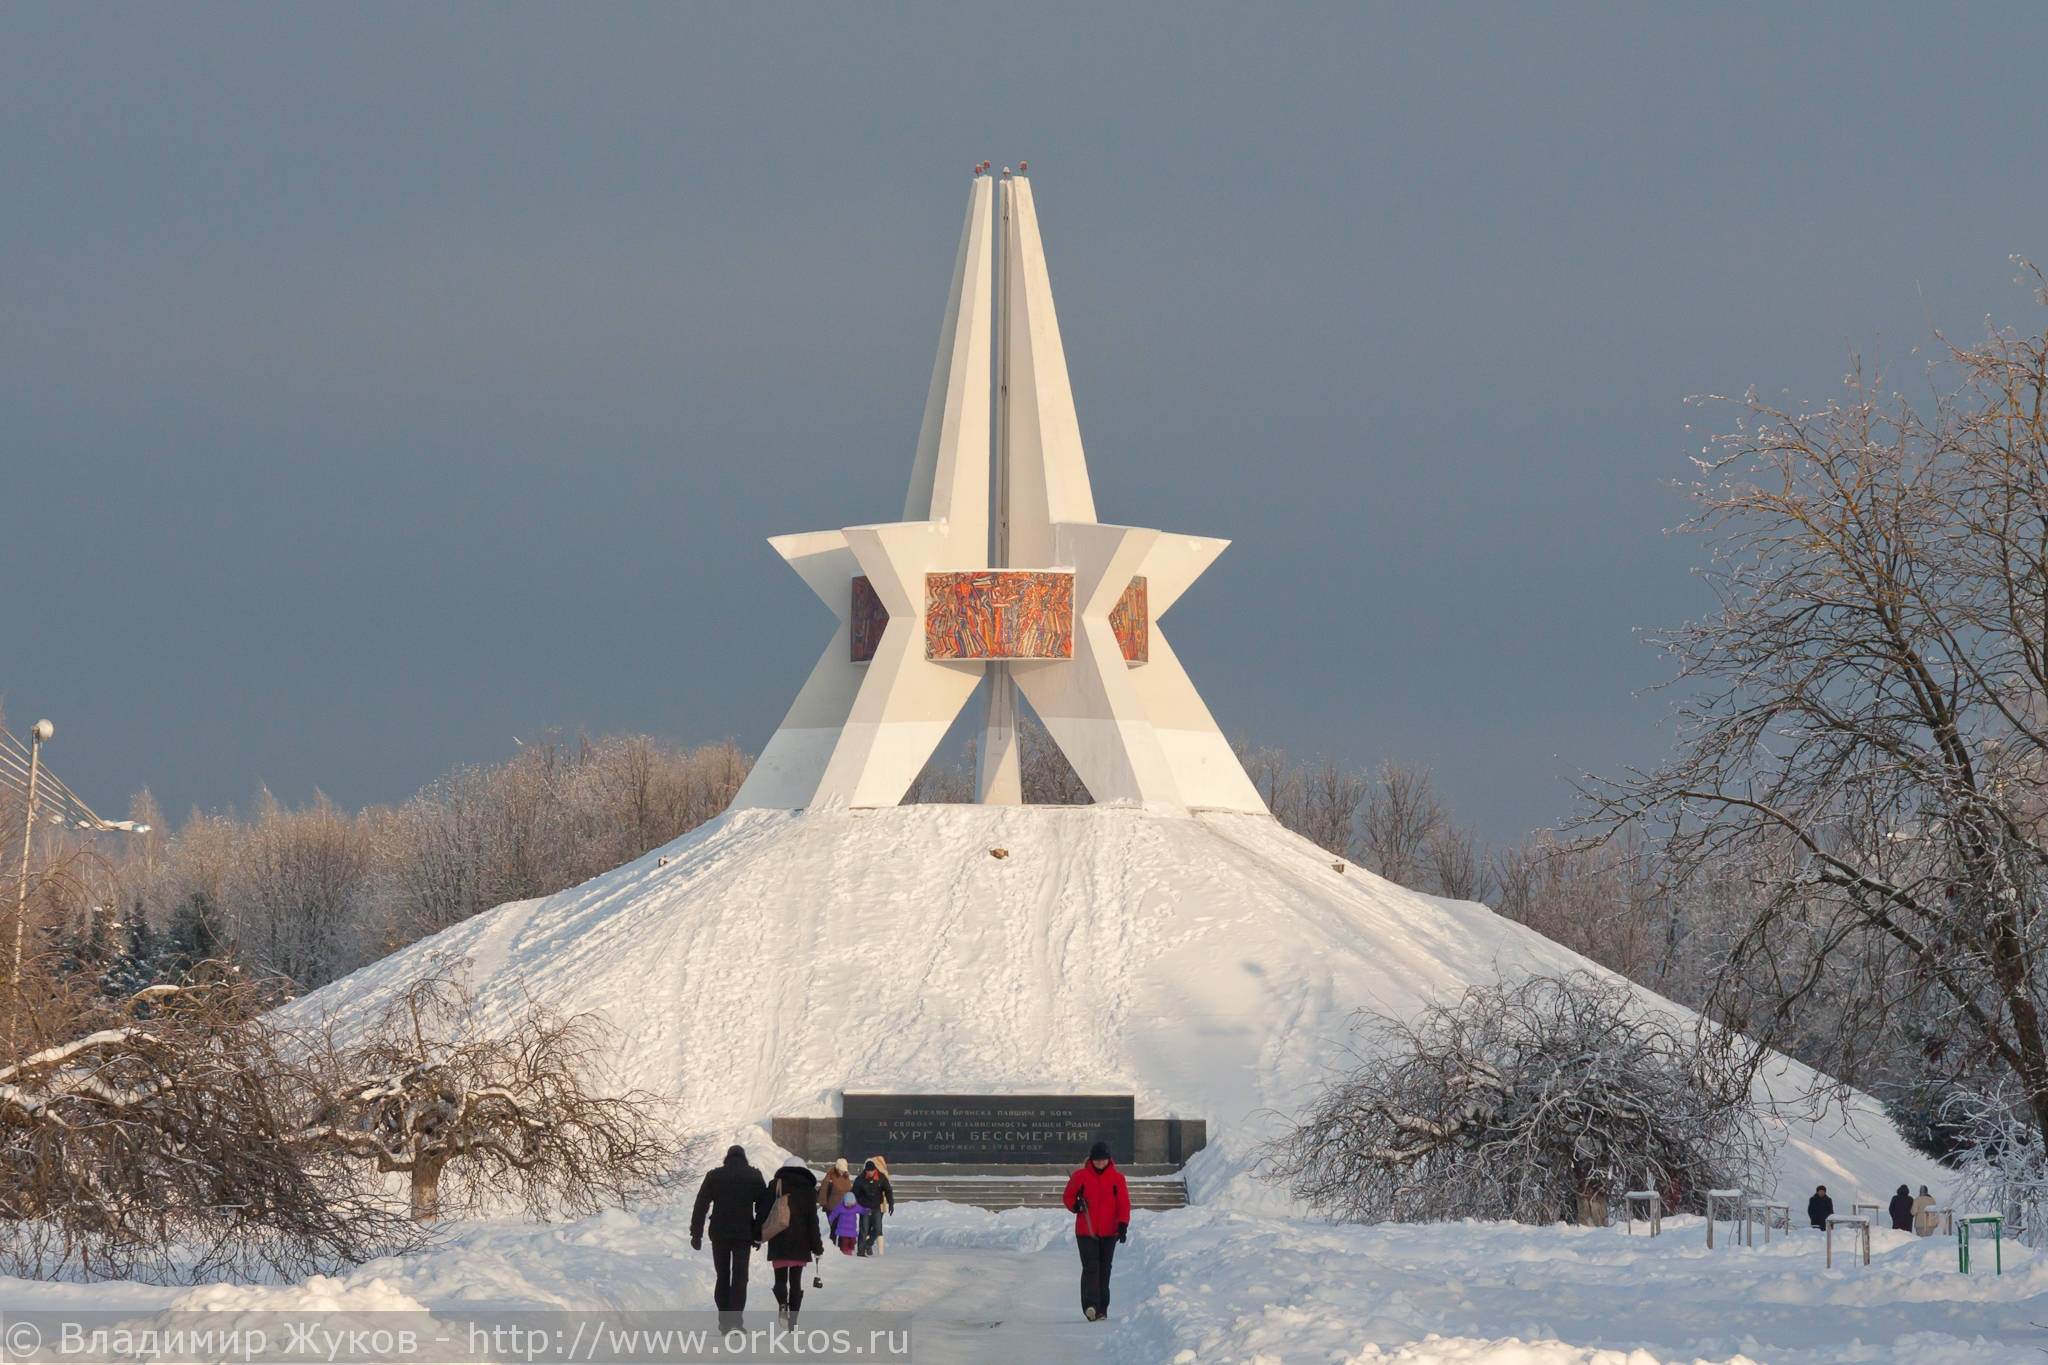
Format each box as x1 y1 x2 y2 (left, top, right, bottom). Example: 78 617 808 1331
730 165 1267 816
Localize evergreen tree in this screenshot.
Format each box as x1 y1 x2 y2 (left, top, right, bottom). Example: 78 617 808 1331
165 890 224 973
100 902 163 997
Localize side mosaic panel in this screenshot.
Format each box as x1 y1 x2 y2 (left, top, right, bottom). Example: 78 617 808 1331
849 576 888 662
1110 576 1148 664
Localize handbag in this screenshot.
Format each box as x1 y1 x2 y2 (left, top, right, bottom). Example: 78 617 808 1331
760 1180 791 1241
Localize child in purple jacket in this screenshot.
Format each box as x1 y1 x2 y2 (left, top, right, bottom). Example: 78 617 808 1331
828 1191 861 1254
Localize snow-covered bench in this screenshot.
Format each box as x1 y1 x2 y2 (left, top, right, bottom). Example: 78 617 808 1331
1623 1190 1661 1237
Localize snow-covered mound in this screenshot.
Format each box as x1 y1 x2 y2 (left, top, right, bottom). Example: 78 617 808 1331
290 804 1944 1203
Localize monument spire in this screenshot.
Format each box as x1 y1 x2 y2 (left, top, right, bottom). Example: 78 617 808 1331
731 168 1268 816
977 173 1023 804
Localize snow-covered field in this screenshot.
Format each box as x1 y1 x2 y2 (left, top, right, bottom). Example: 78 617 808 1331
5 1195 2036 1363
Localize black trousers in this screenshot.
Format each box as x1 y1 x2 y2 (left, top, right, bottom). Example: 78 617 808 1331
711 1238 752 1313
773 1265 805 1315
857 1209 884 1254
1076 1234 1118 1314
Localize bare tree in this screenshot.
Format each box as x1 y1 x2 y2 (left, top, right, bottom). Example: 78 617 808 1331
236 790 370 990
1267 972 1768 1226
1427 822 1489 902
1295 757 1367 856
1359 761 1444 885
1583 270 2048 1150
0 965 413 1281
299 966 673 1221
1235 740 1289 812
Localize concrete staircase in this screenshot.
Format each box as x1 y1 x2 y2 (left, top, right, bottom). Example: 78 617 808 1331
875 1163 1190 1212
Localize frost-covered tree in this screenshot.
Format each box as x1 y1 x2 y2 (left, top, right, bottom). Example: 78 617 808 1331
0 966 413 1281
298 967 672 1221
1269 972 1768 1225
1944 1082 2048 1243
1583 269 2048 1153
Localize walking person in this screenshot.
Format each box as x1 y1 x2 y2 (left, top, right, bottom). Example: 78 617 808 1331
1912 1185 1940 1237
1888 1183 1914 1233
1806 1185 1833 1230
759 1161 824 1328
819 1157 854 1213
829 1191 862 1254
690 1145 768 1329
854 1157 895 1256
1062 1140 1132 1323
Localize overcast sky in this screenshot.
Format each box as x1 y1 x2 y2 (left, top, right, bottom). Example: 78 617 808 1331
4 3 2045 841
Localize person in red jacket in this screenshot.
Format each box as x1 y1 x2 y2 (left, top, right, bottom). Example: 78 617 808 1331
1062 1140 1132 1322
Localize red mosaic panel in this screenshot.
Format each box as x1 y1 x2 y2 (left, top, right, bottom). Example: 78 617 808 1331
1110 576 1149 664
849 576 888 662
925 571 1074 660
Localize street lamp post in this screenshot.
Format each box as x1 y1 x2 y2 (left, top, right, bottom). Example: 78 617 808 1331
10 719 53 1051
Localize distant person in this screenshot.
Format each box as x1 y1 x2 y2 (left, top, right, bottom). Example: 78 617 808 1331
759 1161 824 1327
1062 1140 1132 1322
819 1157 854 1213
691 1145 768 1328
1912 1185 1940 1237
1888 1184 1914 1232
829 1190 862 1254
1807 1185 1834 1230
854 1157 895 1256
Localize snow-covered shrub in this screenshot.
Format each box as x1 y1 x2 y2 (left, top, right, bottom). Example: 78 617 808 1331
0 966 416 1281
298 964 674 1221
1269 971 1769 1225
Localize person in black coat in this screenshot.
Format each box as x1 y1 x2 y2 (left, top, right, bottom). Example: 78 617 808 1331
1807 1185 1834 1230
759 1164 825 1325
853 1159 895 1256
691 1145 768 1325
1888 1184 1915 1232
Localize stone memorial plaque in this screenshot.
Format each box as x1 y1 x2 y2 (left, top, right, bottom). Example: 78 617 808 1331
842 1093 1135 1165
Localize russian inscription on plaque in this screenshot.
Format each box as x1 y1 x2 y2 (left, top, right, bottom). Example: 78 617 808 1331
842 1093 1135 1165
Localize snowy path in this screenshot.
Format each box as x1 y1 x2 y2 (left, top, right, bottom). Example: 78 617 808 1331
819 1235 1133 1364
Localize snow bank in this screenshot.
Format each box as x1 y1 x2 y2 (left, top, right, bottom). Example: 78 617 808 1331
1118 1206 2042 1365
5 1196 2036 1364
286 804 1945 1203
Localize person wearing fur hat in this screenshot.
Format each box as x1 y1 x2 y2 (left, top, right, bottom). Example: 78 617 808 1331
853 1156 895 1256
819 1157 854 1213
1062 1140 1132 1322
